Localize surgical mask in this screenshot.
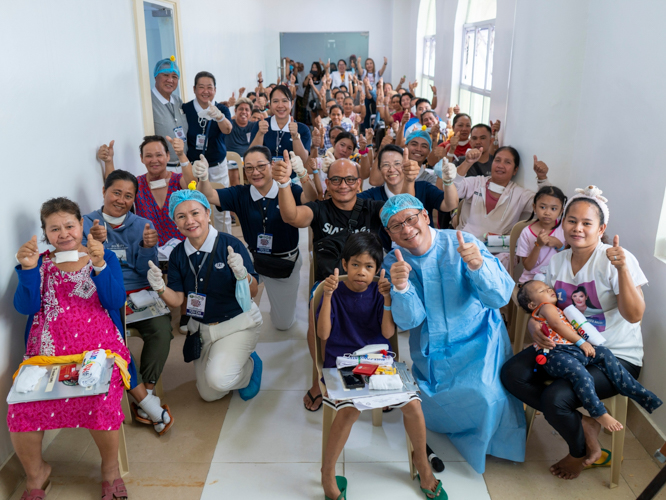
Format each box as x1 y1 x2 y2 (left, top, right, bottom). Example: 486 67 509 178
102 213 126 226
488 182 506 194
235 278 252 312
53 251 88 264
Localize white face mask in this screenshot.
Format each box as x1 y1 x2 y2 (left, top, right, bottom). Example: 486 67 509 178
149 179 168 189
102 213 126 226
488 182 505 194
53 251 87 263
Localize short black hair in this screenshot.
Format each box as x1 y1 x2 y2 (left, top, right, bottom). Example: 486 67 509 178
328 125 345 138
247 91 256 98
194 71 216 87
452 113 471 128
420 110 437 123
516 281 538 313
471 123 492 134
270 85 292 102
104 169 138 196
243 145 271 163
342 232 384 270
377 144 403 165
415 98 430 109
495 146 521 169
333 131 357 150
329 104 343 115
139 135 169 156
401 92 414 100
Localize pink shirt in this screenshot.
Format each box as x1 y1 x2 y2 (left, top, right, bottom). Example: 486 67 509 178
516 223 565 282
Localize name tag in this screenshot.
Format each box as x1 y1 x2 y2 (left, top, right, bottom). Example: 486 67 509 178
186 293 206 319
246 132 252 142
196 134 206 150
257 234 273 254
173 126 186 140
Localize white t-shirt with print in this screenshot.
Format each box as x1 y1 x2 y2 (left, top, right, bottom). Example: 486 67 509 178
516 223 565 283
545 241 648 366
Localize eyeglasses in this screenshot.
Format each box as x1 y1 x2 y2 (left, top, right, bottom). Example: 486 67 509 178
328 176 359 186
380 162 403 171
244 163 269 174
387 213 421 234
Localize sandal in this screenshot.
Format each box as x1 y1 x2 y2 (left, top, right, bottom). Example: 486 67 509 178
417 474 447 499
324 476 347 500
303 390 322 412
102 477 127 500
583 448 622 469
153 404 174 436
20 481 51 500
130 402 151 425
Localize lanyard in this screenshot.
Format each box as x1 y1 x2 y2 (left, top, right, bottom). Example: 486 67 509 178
275 130 285 158
187 252 210 294
197 116 213 153
254 197 276 234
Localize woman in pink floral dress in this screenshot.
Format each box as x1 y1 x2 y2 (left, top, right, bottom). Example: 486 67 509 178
12 198 130 500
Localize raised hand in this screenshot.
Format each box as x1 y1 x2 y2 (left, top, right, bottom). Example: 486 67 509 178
383 56 388 65
258 119 269 135
257 71 263 83
288 118 299 136
432 145 447 160
358 133 368 152
365 128 374 145
322 149 336 173
430 123 440 142
399 76 406 86
147 261 164 292
491 119 501 135
449 131 461 150
17 235 40 270
380 133 394 148
390 250 412 291
90 219 107 242
323 268 339 297
447 107 454 118
166 136 185 156
272 149 293 183
238 86 246 96
192 154 209 181
465 147 483 164
401 147 420 183
305 158 316 174
378 269 391 298
311 126 323 149
441 160 457 183
536 229 550 248
453 104 460 115
456 230 483 271
143 223 159 248
400 108 410 126
227 245 247 280
206 102 224 122
430 84 437 95
87 234 105 268
289 151 306 177
533 155 549 179
606 235 626 269
97 140 115 163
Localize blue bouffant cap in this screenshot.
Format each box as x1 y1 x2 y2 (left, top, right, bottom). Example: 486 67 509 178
168 184 210 220
405 129 432 149
154 56 181 78
380 194 425 227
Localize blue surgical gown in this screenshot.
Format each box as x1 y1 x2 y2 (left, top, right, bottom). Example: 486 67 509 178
382 229 526 473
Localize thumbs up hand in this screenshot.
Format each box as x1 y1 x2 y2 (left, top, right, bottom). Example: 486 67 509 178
90 219 107 242
97 140 115 163
456 230 483 271
533 155 549 180
87 233 105 268
192 154 209 181
606 235 626 269
258 119 269 135
390 249 412 291
206 102 224 122
147 261 164 292
166 136 185 156
323 268 339 297
227 245 247 280
289 151 306 177
272 149 293 184
401 147 420 183
377 269 391 298
288 119 299 136
17 235 40 270
142 223 159 248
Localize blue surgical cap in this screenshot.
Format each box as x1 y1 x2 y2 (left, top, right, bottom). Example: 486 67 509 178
380 194 425 227
405 129 432 149
154 56 181 78
169 188 210 220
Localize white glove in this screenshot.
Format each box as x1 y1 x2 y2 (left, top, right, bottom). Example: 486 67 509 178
290 151 306 177
192 154 209 181
441 160 457 183
147 261 164 292
207 104 225 122
322 150 336 173
227 246 247 280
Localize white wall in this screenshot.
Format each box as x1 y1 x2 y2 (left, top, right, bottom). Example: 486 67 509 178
391 0 420 86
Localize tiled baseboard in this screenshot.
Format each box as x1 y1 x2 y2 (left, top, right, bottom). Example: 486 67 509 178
627 400 665 468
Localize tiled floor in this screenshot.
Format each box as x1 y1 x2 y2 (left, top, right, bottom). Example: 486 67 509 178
10 227 664 499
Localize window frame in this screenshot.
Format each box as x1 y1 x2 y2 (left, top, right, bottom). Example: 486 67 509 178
458 19 495 100
420 34 436 100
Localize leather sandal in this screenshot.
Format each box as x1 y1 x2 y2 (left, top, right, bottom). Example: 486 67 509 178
153 404 174 436
20 481 51 500
101 477 128 500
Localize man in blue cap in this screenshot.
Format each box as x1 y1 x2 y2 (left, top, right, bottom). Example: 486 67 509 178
381 193 526 474
151 56 188 170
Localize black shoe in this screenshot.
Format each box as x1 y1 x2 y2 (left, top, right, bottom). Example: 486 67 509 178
426 444 445 472
179 315 189 334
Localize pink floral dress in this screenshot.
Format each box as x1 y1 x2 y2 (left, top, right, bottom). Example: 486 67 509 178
8 255 130 433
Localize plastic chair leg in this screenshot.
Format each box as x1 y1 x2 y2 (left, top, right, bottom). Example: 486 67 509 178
372 408 382 427
406 432 416 480
608 395 628 489
118 423 130 477
121 391 132 425
525 404 538 442
513 308 529 355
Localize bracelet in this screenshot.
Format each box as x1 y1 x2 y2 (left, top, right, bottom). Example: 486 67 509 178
534 242 541 248
93 263 107 273
383 305 392 311
248 274 253 285
298 171 308 180
312 169 320 174
277 180 291 189
574 338 586 347
157 287 165 295
359 148 369 155
180 161 190 167
442 180 453 187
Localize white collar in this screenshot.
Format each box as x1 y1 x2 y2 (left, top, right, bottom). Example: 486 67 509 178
152 87 175 105
193 99 211 114
383 184 398 199
459 139 470 146
250 180 279 201
184 226 218 256
270 115 290 132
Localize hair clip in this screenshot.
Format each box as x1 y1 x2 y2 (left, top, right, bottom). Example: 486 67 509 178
188 180 197 190
170 55 175 62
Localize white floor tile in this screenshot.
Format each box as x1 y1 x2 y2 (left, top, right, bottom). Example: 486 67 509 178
201 462 342 500
426 428 467 462
344 408 412 463
255 338 312 391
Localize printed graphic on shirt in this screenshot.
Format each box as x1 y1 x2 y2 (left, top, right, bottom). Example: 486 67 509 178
108 244 128 265
554 280 606 331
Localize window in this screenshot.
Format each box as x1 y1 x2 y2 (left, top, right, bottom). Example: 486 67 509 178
416 0 436 101
458 0 496 124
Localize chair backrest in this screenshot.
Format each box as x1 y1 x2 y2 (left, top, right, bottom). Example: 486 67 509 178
451 199 465 230
226 151 245 185
208 182 225 225
311 276 400 386
508 218 533 280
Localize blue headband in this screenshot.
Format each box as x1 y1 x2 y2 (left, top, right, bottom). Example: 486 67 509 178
405 130 432 149
154 56 181 79
169 187 210 220
380 194 425 227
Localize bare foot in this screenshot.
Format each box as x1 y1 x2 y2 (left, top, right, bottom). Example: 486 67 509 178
581 415 602 466
304 384 322 411
596 413 623 432
321 471 340 499
26 461 51 491
549 454 586 479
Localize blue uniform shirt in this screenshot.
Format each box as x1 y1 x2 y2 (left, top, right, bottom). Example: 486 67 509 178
167 229 258 324
182 101 232 165
249 116 312 160
216 181 303 254
358 181 444 228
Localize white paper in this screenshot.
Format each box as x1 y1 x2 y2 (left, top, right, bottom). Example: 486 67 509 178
158 238 181 261
129 290 156 309
352 392 414 411
15 366 48 393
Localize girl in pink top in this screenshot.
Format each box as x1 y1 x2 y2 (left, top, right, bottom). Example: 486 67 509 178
516 186 567 282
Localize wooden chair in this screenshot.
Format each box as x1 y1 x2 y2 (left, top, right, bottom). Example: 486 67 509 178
312 276 416 480
226 151 244 185
507 219 533 354
450 199 465 230
525 388 628 489
209 181 226 227
118 307 132 477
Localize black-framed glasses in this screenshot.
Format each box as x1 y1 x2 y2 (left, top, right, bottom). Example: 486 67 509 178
387 213 421 234
244 163 269 174
328 176 359 186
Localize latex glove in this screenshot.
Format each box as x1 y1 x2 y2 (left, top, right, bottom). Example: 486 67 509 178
322 150 336 173
289 151 306 177
206 103 224 122
147 261 165 291
192 154 209 181
441 160 457 183
227 246 247 280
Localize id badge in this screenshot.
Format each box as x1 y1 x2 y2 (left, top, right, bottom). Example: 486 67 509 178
174 126 186 140
257 234 273 254
196 134 206 150
186 292 206 319
272 156 282 163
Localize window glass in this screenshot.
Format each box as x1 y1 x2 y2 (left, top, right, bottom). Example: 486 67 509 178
144 2 178 97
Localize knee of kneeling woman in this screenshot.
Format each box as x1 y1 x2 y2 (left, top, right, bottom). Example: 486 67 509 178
205 365 244 393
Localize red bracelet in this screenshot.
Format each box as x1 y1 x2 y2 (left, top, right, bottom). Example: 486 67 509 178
359 148 369 155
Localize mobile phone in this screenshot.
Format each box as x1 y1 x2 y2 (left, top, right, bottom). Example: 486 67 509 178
340 367 365 389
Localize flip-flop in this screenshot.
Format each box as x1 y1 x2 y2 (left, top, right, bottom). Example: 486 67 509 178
417 474 447 499
583 448 622 469
130 401 152 425
153 404 174 436
325 476 347 500
382 406 394 413
20 480 51 500
303 390 322 412
101 477 128 500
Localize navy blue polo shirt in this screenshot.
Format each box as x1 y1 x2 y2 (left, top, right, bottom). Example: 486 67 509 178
358 181 444 228
182 101 232 166
249 117 312 159
216 183 303 253
167 232 258 324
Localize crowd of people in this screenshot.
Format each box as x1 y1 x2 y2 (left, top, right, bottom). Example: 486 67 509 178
9 53 660 500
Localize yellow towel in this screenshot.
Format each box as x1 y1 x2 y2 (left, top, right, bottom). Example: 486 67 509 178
13 350 130 389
